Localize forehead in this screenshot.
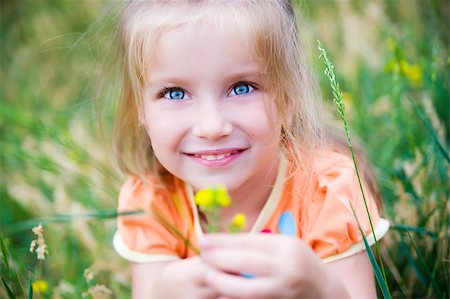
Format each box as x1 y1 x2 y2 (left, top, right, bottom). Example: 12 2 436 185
137 2 273 70
149 23 258 74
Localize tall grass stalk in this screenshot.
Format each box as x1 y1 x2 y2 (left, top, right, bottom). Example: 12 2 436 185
0 233 22 298
317 40 392 298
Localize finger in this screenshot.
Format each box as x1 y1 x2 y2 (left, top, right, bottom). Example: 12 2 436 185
204 267 276 299
200 233 293 252
201 248 275 276
196 286 221 299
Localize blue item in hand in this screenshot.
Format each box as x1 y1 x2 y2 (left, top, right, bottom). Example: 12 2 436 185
278 211 296 236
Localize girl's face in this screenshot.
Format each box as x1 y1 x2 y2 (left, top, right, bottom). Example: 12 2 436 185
143 24 282 194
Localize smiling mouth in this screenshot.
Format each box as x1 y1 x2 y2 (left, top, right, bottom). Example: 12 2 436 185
194 150 239 161
184 149 247 161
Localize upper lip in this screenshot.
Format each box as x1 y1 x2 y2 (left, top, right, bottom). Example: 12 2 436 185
183 148 247 155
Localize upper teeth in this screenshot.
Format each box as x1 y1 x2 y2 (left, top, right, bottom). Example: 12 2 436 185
195 151 237 161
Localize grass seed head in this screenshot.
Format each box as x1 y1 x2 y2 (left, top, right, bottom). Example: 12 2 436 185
29 223 48 260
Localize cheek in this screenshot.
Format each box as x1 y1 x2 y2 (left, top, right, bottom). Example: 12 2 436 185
143 104 167 153
144 105 187 154
237 99 281 141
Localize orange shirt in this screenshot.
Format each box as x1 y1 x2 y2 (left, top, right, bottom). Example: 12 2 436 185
114 150 389 263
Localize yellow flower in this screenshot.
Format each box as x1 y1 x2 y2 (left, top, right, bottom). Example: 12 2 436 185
214 185 231 208
231 213 246 228
194 188 215 209
228 213 247 232
194 185 231 209
400 60 422 87
32 280 48 293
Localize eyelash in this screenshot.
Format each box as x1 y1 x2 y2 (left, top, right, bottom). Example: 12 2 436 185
231 81 258 96
158 81 258 100
159 87 186 100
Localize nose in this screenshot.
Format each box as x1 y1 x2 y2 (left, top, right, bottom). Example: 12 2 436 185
192 99 232 140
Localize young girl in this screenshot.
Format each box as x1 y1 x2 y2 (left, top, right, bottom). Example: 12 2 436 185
112 1 389 298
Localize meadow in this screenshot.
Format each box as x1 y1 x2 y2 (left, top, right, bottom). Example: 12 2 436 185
1 0 448 298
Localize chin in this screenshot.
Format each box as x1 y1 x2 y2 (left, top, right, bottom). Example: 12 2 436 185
186 175 245 193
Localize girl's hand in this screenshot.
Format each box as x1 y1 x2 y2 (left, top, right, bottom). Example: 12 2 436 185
199 234 350 299
132 257 220 299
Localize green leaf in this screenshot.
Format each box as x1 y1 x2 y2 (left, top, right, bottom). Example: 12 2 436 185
361 231 392 299
407 96 449 164
28 272 33 299
5 210 145 234
391 224 437 239
0 234 10 271
405 231 443 297
1 277 16 299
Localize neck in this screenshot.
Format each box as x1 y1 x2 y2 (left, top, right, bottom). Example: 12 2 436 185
222 156 280 229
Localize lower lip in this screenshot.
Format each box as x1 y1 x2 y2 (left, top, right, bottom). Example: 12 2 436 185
186 151 244 168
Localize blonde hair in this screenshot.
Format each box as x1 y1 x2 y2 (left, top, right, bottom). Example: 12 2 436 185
113 0 324 181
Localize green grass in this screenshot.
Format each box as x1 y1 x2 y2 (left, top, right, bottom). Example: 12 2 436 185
1 0 448 298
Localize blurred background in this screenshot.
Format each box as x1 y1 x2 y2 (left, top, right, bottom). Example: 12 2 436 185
1 0 448 298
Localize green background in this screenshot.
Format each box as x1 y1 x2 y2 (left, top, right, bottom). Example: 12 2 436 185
1 0 448 298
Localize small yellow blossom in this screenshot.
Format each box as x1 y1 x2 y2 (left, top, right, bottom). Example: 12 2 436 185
228 213 247 232
32 280 48 293
400 60 422 87
194 185 231 210
194 189 215 209
385 58 422 88
194 185 246 233
231 213 246 228
29 223 48 260
214 185 231 208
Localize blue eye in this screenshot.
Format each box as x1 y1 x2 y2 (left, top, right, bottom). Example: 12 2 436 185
163 88 186 100
230 83 254 96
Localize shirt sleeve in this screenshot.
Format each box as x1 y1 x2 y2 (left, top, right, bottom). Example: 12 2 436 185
301 152 388 261
113 176 190 263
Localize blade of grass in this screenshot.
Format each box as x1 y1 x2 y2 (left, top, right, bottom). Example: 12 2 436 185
28 272 32 299
394 167 424 209
406 96 449 163
428 196 449 297
381 249 409 296
0 234 11 271
398 236 427 285
0 234 16 298
350 203 392 299
405 230 443 297
1 277 16 299
5 210 144 234
390 224 437 239
318 39 391 297
0 234 23 296
151 209 200 255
